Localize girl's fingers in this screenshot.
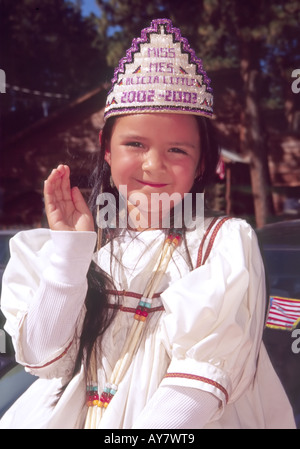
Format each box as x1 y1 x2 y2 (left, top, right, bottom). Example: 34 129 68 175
71 187 94 231
71 186 88 212
44 165 94 231
60 165 72 201
44 165 69 197
44 165 70 216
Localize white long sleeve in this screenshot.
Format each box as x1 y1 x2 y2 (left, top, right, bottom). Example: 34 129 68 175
132 385 220 429
20 230 97 364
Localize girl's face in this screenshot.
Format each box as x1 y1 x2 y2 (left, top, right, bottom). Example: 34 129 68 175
104 113 201 225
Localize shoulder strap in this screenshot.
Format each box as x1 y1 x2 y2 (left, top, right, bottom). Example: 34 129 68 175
196 216 231 267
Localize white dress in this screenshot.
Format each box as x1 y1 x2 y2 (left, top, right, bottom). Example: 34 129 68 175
0 217 296 429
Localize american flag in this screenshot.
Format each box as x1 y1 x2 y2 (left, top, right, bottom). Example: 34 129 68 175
266 296 300 330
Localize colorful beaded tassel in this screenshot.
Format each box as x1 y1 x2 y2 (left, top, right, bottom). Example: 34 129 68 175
86 384 99 407
99 383 118 408
134 296 152 321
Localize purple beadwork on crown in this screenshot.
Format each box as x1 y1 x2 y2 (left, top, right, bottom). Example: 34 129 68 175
104 18 213 120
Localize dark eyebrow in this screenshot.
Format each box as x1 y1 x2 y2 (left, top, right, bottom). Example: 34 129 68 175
119 134 147 140
168 141 198 150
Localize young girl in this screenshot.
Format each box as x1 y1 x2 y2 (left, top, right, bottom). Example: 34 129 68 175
0 19 295 429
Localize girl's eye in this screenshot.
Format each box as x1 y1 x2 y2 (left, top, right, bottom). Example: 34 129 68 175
169 147 187 155
125 141 143 148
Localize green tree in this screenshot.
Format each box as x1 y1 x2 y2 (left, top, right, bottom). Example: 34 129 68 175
0 0 110 138
96 0 300 227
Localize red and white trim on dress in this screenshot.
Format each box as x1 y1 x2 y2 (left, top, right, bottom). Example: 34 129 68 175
24 339 74 370
164 372 229 403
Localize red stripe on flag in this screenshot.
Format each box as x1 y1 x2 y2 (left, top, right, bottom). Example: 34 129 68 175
266 296 300 330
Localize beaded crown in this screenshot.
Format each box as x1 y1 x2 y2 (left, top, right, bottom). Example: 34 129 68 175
104 18 213 121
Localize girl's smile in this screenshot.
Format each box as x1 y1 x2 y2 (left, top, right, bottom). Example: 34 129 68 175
135 179 169 188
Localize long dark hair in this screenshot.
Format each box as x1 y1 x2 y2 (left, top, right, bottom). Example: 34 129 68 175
69 114 220 383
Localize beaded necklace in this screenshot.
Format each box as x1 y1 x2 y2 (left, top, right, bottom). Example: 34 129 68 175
84 230 182 429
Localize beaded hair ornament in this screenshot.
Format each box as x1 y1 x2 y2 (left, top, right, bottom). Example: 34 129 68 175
104 18 213 121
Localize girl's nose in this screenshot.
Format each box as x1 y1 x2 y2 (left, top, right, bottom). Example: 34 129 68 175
142 149 166 172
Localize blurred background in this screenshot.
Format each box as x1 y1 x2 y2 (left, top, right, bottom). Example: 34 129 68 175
0 0 299 229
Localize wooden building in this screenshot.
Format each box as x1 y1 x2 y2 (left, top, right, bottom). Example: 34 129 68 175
0 86 108 227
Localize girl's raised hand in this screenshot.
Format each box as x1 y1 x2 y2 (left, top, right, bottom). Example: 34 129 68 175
44 165 95 232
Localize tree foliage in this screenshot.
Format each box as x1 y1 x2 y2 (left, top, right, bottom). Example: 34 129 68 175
0 0 110 138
